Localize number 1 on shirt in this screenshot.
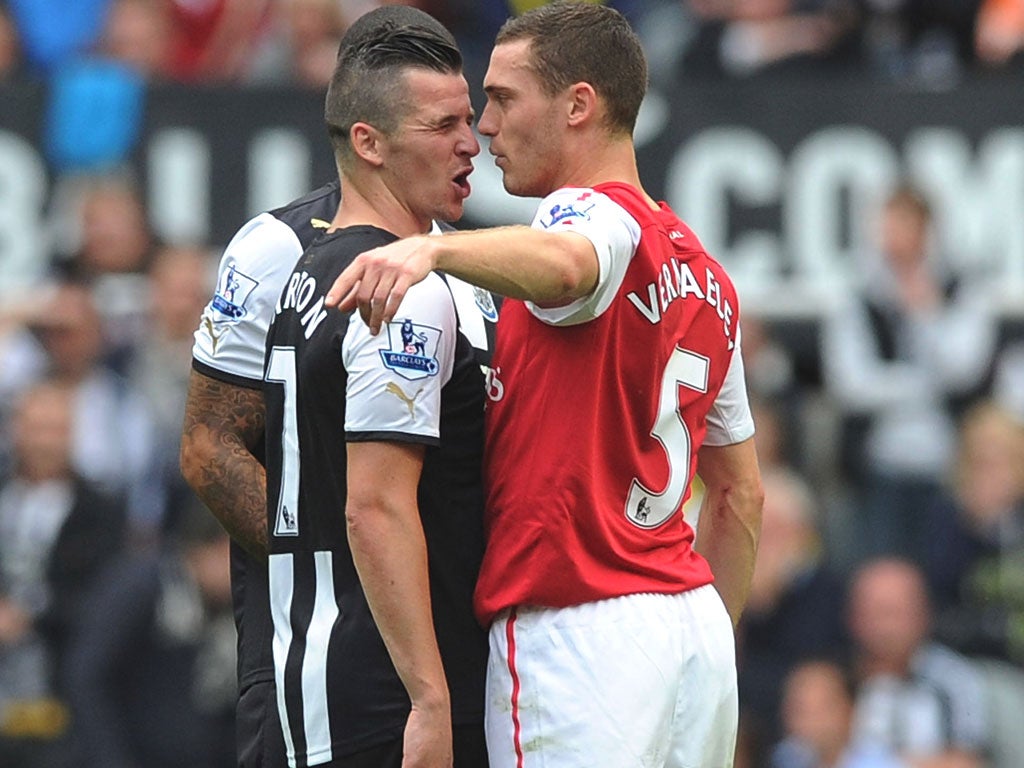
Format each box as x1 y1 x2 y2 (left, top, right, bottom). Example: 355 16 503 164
266 346 301 536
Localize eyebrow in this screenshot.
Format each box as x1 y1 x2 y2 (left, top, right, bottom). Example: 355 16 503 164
425 110 476 129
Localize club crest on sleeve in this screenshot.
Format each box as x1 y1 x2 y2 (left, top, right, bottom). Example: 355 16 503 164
473 287 499 322
212 263 259 320
540 199 596 229
379 318 442 380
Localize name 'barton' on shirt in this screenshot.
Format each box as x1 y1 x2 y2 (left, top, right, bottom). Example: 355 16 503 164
275 269 329 340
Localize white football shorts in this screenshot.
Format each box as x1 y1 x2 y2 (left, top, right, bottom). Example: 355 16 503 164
485 586 738 768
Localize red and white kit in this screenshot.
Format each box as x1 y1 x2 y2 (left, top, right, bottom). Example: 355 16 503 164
478 182 755 768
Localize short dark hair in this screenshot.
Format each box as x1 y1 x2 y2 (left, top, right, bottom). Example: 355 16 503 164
325 6 463 168
496 1 647 136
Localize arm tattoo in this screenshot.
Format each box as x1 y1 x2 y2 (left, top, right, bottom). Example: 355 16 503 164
181 370 268 560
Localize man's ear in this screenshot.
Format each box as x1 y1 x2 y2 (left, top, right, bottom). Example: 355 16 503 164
566 81 598 128
350 122 386 167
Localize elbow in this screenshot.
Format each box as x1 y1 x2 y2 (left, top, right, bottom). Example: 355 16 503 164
709 476 765 530
344 498 377 539
179 431 215 491
532 241 599 305
559 246 599 299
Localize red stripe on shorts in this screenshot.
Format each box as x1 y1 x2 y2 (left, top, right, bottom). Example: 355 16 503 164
506 609 525 768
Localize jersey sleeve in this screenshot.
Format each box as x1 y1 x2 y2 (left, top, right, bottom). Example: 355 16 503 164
343 272 456 444
525 187 641 326
192 213 305 387
704 327 756 446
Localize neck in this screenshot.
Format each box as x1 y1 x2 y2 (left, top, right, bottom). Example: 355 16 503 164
557 133 658 210
330 172 431 238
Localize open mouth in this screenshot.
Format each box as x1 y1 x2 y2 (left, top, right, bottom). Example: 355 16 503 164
452 169 473 197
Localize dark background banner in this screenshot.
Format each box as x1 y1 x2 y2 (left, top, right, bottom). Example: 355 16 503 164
2 74 1022 326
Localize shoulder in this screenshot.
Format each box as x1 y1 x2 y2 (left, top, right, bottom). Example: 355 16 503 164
405 271 457 314
915 642 984 683
267 180 342 247
222 213 306 279
532 187 637 231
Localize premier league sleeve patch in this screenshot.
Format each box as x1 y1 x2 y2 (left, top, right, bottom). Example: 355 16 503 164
540 194 597 229
379 318 443 381
212 263 259 320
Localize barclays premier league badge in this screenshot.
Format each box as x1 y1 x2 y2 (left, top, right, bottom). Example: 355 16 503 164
379 319 442 381
540 195 596 229
212 264 259 320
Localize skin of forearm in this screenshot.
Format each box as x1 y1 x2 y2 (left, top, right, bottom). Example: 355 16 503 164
695 482 762 627
434 226 598 303
346 495 449 708
180 371 268 560
693 443 764 627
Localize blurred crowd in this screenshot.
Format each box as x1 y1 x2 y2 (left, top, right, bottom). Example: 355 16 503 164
0 0 1022 89
0 1 1022 767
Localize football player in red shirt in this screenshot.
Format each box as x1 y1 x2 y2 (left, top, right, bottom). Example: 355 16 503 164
327 4 764 766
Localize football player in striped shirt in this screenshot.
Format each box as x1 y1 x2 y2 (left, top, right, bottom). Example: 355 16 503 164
262 7 492 768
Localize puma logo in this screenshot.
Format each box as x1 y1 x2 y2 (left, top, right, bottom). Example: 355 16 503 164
203 316 225 354
385 382 422 417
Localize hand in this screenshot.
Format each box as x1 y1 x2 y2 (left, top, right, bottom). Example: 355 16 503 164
401 699 453 768
325 235 438 336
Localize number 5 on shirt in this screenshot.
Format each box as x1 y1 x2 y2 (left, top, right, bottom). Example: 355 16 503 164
625 346 709 529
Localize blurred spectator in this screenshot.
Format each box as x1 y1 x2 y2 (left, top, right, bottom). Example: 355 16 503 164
820 182 999 565
128 245 211 446
742 315 805 470
847 557 990 768
923 400 1024 663
0 2 22 79
0 379 126 767
5 0 111 73
22 279 159 535
125 245 213 544
769 658 904 768
97 0 173 80
975 0 1024 67
991 340 1024 420
742 315 798 402
55 173 156 366
65 490 235 768
859 0 981 82
42 60 145 175
164 0 274 83
0 300 49 458
681 0 863 77
737 466 849 756
60 173 154 279
247 0 350 88
750 396 790 471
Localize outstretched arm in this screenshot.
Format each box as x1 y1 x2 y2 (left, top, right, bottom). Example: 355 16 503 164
180 369 268 560
346 440 452 768
694 437 764 628
324 226 599 334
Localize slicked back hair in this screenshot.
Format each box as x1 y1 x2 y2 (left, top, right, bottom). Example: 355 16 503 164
496 1 647 136
325 6 463 169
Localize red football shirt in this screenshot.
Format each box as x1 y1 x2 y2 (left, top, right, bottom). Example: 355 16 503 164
475 182 752 625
